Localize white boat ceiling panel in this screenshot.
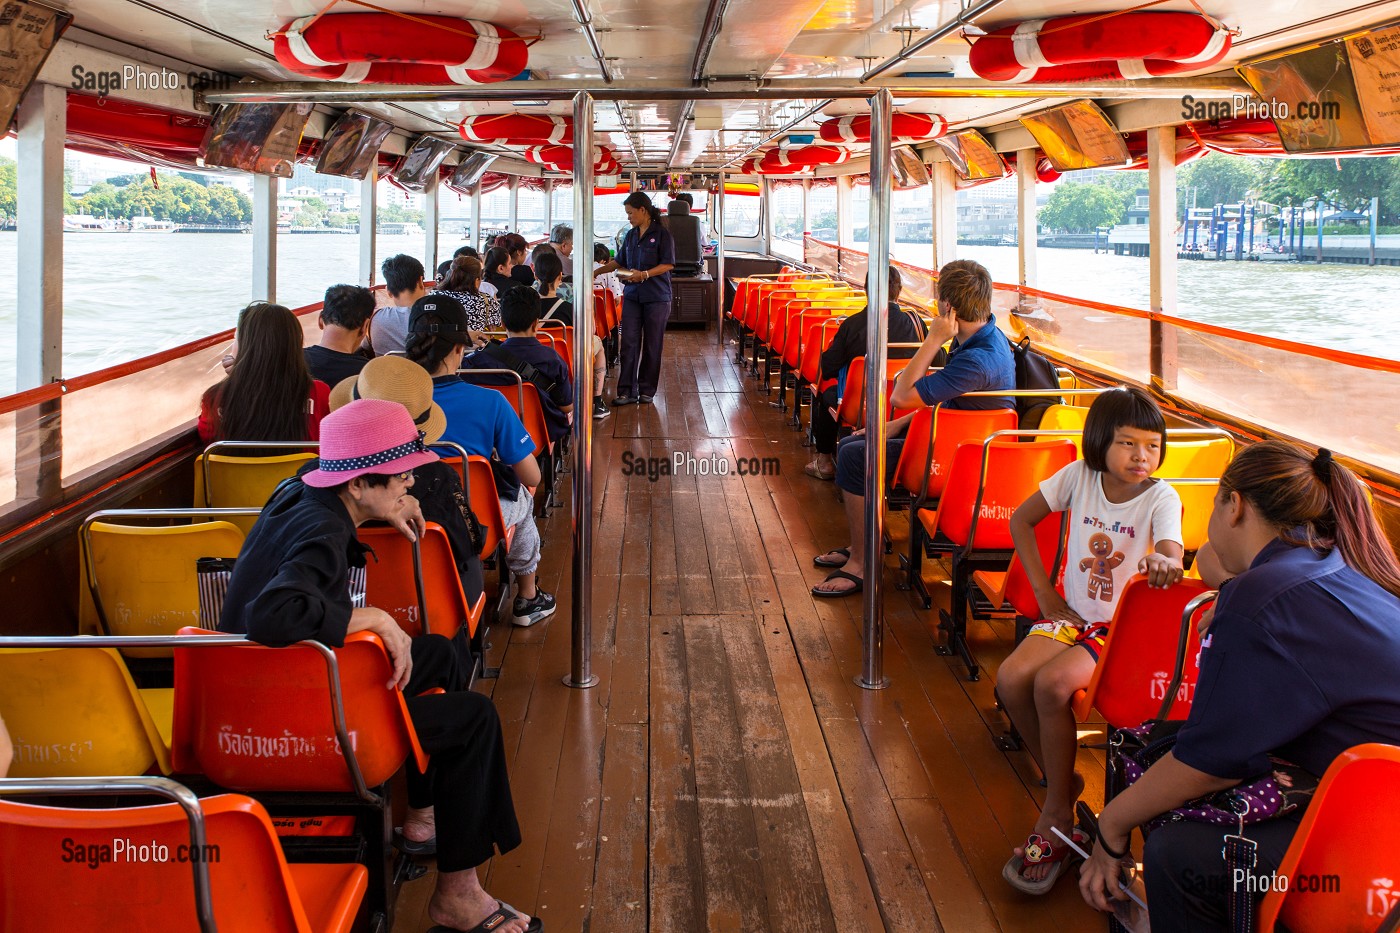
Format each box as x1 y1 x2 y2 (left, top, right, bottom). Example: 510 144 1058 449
45 0 1400 172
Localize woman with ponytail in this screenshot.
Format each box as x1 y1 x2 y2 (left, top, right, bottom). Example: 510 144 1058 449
593 191 675 405
1080 440 1400 931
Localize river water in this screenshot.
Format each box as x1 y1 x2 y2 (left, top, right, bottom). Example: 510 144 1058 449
1 231 1398 395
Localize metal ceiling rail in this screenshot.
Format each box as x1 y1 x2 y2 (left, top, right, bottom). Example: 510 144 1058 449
570 0 615 84
860 0 1010 83
200 74 1251 106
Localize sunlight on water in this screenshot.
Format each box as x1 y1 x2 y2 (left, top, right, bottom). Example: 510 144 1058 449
1 232 1398 396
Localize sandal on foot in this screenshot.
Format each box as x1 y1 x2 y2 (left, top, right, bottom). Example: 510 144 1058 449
813 547 850 568
804 461 835 480
392 827 436 856
427 901 543 933
1001 829 1087 895
811 569 863 598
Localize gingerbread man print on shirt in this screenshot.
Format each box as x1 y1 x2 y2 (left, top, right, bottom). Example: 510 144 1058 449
1080 532 1125 602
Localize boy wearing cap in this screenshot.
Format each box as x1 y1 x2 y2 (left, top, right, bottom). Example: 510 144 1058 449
219 398 538 933
405 294 557 628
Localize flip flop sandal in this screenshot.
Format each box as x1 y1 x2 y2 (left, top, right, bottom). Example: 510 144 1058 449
427 901 543 933
813 547 850 568
392 827 436 856
1001 830 1087 896
811 569 863 598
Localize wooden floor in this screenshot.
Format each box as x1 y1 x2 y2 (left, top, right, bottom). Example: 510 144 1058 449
394 328 1107 933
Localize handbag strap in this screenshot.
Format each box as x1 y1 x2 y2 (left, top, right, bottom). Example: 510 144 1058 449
1223 829 1257 933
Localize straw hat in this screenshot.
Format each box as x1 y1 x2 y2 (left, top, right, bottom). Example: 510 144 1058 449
330 355 446 444
301 398 439 488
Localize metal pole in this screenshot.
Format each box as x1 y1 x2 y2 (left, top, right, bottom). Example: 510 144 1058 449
716 172 727 346
566 91 599 690
1147 125 1178 392
471 185 482 250
858 88 893 690
1371 196 1379 266
1316 199 1323 263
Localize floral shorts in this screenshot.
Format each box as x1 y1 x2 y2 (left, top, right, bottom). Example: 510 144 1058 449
1027 619 1110 661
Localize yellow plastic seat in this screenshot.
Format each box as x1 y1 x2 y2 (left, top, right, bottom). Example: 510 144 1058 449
1157 436 1233 480
81 520 246 653
1038 404 1089 457
1165 479 1219 553
194 452 316 532
0 647 172 776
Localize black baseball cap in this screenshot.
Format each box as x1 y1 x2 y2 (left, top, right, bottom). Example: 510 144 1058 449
408 293 469 337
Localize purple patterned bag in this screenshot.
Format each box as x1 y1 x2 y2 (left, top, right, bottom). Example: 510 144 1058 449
1110 720 1318 834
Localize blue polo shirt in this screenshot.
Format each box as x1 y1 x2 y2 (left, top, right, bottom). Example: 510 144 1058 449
1174 538 1400 780
619 221 675 304
912 315 1016 410
431 375 536 498
459 337 573 443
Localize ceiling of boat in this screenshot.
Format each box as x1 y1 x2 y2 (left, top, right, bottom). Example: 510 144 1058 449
48 0 1400 171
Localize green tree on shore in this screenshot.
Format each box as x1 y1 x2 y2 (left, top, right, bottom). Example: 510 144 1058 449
1039 181 1126 233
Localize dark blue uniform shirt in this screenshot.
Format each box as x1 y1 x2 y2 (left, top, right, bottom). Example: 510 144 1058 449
619 221 675 304
912 315 1016 410
1174 538 1400 779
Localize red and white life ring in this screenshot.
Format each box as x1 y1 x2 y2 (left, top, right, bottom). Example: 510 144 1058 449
737 156 811 176
968 13 1231 84
458 114 572 145
523 144 616 172
764 145 850 168
272 13 527 85
818 112 948 143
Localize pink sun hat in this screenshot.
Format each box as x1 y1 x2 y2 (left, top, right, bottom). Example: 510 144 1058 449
301 398 439 488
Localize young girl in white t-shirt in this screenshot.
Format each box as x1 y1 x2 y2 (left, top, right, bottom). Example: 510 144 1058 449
998 385 1184 896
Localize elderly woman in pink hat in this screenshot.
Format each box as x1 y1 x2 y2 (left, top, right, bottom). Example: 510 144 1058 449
219 398 540 933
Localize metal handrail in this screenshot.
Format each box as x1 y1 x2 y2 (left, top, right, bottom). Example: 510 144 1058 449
455 365 526 414
200 441 318 509
1159 589 1218 721
0 776 218 932
79 508 263 634
0 634 379 806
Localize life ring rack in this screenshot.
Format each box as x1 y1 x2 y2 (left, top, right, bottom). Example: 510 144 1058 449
459 114 574 146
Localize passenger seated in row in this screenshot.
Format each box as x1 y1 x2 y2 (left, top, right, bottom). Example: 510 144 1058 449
199 301 330 444
997 386 1183 895
217 399 538 933
461 286 573 446
406 294 557 628
328 355 486 610
548 224 574 304
371 254 429 355
503 233 534 287
811 259 1014 597
1079 441 1400 931
304 284 374 387
433 255 500 335
482 246 513 297
804 266 930 481
533 251 610 419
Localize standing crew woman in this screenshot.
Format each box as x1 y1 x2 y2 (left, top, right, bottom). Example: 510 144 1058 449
595 191 675 405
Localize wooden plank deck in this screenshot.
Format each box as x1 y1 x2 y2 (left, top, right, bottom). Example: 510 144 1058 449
393 328 1105 933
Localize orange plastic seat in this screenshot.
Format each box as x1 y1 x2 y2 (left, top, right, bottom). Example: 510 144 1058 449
537 323 574 379
358 523 487 640
902 407 1020 603
0 785 367 933
171 628 428 797
972 510 1067 622
919 436 1077 679
1257 743 1400 933
1070 576 1214 727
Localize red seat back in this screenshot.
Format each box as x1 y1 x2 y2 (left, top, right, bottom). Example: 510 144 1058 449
782 309 833 370
799 318 843 387
358 523 481 639
936 438 1076 548
925 408 1019 500
171 629 425 792
1258 743 1400 933
0 792 366 932
1004 511 1068 620
836 357 867 429
466 455 506 559
1071 577 1212 727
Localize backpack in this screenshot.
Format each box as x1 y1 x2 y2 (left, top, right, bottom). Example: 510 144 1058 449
477 339 558 400
1006 333 1061 429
